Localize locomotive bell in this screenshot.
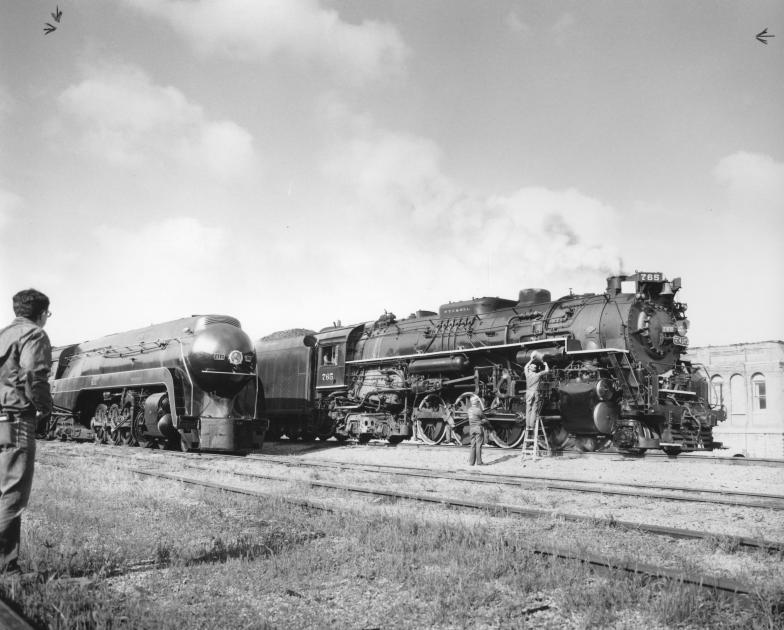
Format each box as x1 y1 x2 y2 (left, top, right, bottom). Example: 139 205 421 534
660 282 674 296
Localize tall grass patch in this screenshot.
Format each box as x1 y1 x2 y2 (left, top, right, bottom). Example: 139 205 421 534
2 456 780 629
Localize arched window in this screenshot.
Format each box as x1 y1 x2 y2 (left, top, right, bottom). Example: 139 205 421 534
729 373 746 424
710 375 724 407
751 373 767 411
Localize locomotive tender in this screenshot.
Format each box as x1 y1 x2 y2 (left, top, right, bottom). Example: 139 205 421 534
48 315 265 452
258 272 725 455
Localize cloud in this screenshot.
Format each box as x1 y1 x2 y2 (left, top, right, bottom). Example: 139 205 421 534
322 118 457 225
57 63 258 180
687 151 784 343
0 85 12 121
0 187 21 232
94 216 226 262
56 217 231 335
505 11 532 37
714 151 784 220
552 12 576 45
123 0 409 82
0 188 46 313
320 104 622 299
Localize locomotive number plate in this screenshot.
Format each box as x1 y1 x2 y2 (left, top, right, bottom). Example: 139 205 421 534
638 272 663 282
320 370 336 383
672 335 689 347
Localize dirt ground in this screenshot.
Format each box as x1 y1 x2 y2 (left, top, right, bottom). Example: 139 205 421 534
261 439 784 497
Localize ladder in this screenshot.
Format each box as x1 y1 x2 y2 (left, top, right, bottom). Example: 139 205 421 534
521 404 550 460
607 352 645 406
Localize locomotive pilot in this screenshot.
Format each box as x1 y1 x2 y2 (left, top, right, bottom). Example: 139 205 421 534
524 352 550 432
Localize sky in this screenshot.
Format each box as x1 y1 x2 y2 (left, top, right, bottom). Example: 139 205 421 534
1 0 782 348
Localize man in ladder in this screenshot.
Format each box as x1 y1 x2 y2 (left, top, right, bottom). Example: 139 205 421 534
522 351 549 459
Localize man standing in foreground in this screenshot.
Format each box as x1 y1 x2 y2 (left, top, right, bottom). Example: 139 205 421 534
0 289 52 575
467 395 487 466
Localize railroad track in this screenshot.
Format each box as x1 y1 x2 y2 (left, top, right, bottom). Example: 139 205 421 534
245 453 784 510
37 445 784 553
0 597 34 630
179 462 784 553
120 466 765 597
33 443 784 606
41 442 784 510
563 449 784 468
354 439 784 467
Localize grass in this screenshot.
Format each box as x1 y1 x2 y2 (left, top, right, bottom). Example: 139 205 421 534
1 452 781 629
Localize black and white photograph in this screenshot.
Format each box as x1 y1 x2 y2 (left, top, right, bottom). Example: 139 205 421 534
0 1 782 628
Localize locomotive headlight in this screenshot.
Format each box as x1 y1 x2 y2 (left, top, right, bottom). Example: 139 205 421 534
228 350 244 366
676 319 689 336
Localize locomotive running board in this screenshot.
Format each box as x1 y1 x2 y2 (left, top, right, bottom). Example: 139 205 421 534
563 348 629 356
345 338 629 365
659 389 697 397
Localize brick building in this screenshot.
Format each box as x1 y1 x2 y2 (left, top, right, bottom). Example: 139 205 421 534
685 341 784 458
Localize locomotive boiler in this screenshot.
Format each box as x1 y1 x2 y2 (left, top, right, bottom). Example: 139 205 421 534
257 272 725 455
48 314 266 453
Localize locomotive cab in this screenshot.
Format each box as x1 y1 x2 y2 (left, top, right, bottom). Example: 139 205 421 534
315 326 358 390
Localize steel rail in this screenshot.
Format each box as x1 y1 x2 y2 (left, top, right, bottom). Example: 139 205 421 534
39 444 784 510
41 432 784 467
246 454 784 508
377 440 784 467
0 597 37 630
126 467 765 596
40 447 781 552
53 443 781 508
36 450 784 596
126 460 783 553
580 450 784 468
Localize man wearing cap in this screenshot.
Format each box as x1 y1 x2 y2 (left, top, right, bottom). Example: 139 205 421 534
0 289 52 576
467 395 487 466
524 352 550 432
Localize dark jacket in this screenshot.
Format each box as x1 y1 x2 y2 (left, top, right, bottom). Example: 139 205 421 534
468 404 487 433
0 317 52 418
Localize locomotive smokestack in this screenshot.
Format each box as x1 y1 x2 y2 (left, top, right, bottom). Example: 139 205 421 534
606 276 622 295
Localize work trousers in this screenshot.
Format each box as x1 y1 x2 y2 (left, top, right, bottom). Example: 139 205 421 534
468 427 484 465
525 393 541 430
0 414 36 569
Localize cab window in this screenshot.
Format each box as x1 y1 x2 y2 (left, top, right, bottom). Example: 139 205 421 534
321 346 339 366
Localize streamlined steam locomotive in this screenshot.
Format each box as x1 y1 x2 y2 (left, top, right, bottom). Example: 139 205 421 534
258 272 725 455
48 315 265 452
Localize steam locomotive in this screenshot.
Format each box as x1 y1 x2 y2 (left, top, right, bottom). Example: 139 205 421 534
257 272 725 455
48 315 265 453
